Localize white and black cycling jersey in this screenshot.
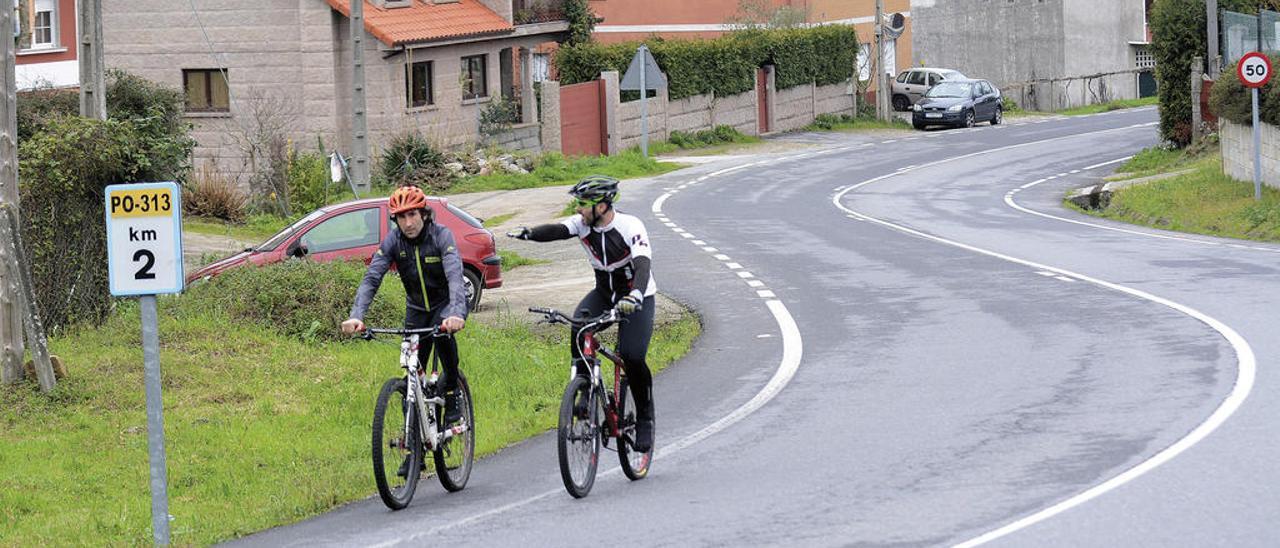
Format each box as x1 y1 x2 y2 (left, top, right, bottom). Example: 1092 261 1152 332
562 212 657 299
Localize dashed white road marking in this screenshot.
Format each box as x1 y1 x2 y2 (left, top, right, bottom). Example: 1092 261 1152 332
737 271 755 279
713 254 731 261
756 290 776 298
725 262 743 270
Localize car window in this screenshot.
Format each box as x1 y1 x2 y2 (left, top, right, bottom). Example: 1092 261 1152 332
927 73 941 87
941 70 963 80
925 81 973 98
896 71 909 83
257 209 325 252
907 71 927 85
300 207 381 254
983 82 997 95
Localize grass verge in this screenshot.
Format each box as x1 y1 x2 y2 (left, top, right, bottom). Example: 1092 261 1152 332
1072 154 1280 242
1056 96 1159 116
498 249 549 270
447 150 684 194
184 214 293 243
1 298 699 544
804 115 911 132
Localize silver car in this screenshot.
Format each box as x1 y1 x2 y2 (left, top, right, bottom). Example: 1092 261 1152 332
891 68 966 111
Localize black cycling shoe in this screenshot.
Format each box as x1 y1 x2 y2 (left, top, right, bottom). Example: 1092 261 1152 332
444 393 463 425
633 418 654 453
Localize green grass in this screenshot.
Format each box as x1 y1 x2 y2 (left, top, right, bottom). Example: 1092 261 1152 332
1108 140 1218 181
498 249 549 270
804 116 911 132
183 214 293 243
1056 96 1159 116
481 211 518 228
1074 155 1280 242
1 302 699 545
446 151 685 194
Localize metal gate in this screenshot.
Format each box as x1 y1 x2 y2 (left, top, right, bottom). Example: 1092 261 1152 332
757 68 771 134
560 80 606 156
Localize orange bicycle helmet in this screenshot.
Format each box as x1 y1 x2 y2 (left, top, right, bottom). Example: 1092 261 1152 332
388 185 428 215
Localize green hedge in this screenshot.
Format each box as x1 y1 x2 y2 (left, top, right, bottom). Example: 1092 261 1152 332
1210 54 1280 126
1151 0 1271 146
554 25 859 100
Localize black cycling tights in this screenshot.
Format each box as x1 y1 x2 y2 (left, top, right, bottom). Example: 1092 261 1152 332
571 290 655 422
407 307 460 394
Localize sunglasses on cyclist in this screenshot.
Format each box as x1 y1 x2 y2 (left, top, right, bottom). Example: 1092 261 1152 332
572 198 599 209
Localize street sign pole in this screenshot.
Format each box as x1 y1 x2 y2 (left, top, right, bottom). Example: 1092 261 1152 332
140 294 170 546
1252 86 1261 200
640 45 648 158
1236 52 1271 201
105 182 184 546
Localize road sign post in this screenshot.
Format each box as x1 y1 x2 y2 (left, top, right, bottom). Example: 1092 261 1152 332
104 181 184 546
1237 52 1272 201
621 45 666 158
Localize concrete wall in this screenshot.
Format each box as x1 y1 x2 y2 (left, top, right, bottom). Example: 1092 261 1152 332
540 80 562 153
1221 119 1280 189
617 89 670 151
711 89 760 136
483 122 542 153
667 93 714 135
913 0 1147 110
774 83 815 133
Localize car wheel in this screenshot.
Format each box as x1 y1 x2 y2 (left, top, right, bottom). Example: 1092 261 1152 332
991 107 1003 125
463 269 482 311
892 95 910 112
963 111 975 128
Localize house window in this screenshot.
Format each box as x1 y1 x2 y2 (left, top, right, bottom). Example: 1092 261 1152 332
406 59 434 107
461 54 488 100
32 0 56 47
532 52 550 83
856 43 872 81
183 69 230 112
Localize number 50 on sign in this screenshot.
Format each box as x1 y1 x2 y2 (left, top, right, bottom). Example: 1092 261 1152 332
105 182 185 296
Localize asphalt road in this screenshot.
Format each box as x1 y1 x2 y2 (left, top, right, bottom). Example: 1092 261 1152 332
229 107 1280 546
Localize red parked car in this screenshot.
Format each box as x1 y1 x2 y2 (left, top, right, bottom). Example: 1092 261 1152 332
187 197 503 310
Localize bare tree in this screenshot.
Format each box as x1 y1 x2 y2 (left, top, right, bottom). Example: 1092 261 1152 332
727 0 810 31
227 87 300 216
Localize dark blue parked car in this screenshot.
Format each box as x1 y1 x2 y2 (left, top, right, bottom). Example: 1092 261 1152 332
912 79 1003 130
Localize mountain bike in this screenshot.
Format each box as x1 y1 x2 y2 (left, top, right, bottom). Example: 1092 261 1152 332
529 306 653 498
362 326 475 510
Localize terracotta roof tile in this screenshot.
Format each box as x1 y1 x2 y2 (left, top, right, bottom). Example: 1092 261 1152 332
324 0 513 46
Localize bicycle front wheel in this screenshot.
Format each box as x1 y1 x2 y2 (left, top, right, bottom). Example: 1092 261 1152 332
372 377 422 510
616 377 652 481
434 372 475 492
557 376 601 498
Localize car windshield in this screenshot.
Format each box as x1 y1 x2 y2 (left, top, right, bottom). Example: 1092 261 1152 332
926 82 973 98
256 209 326 252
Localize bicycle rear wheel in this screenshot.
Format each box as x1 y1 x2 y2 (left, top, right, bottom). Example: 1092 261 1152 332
434 372 475 492
557 376 601 498
372 378 422 510
616 377 652 481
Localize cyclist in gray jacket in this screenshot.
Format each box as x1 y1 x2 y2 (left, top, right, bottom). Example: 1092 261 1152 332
342 185 468 424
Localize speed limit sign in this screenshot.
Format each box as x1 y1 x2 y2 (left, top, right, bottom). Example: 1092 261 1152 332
105 182 185 296
1238 52 1272 88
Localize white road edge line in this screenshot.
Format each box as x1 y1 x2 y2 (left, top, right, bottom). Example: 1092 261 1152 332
399 164 806 545
830 131 1256 548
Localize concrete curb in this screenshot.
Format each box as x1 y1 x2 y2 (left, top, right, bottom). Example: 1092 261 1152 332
1067 168 1196 210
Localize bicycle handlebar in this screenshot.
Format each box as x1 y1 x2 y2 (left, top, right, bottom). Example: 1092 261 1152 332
527 306 625 329
360 326 447 340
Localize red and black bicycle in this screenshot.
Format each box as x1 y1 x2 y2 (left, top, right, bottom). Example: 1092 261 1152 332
529 305 653 498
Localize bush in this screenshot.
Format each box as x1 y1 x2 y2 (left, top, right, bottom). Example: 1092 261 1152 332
479 96 521 137
185 162 248 222
554 25 859 100
1210 55 1280 127
667 125 749 148
15 87 79 141
378 132 453 193
176 259 403 342
287 149 332 214
18 116 150 330
1151 0 1265 146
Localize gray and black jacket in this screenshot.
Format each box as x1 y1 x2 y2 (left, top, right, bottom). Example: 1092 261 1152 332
349 221 468 322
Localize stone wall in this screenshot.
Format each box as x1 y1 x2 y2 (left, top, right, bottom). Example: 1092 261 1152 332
483 123 542 153
1221 119 1280 189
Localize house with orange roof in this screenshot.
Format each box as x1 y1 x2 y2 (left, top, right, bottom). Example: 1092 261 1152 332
13 0 80 89
101 0 570 185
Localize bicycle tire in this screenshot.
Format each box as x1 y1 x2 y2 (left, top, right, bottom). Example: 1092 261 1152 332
616 377 652 481
557 376 600 498
434 372 475 492
372 377 422 510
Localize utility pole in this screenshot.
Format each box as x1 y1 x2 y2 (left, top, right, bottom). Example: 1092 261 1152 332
875 0 890 121
0 0 24 386
350 0 370 193
79 0 106 120
1207 0 1220 78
